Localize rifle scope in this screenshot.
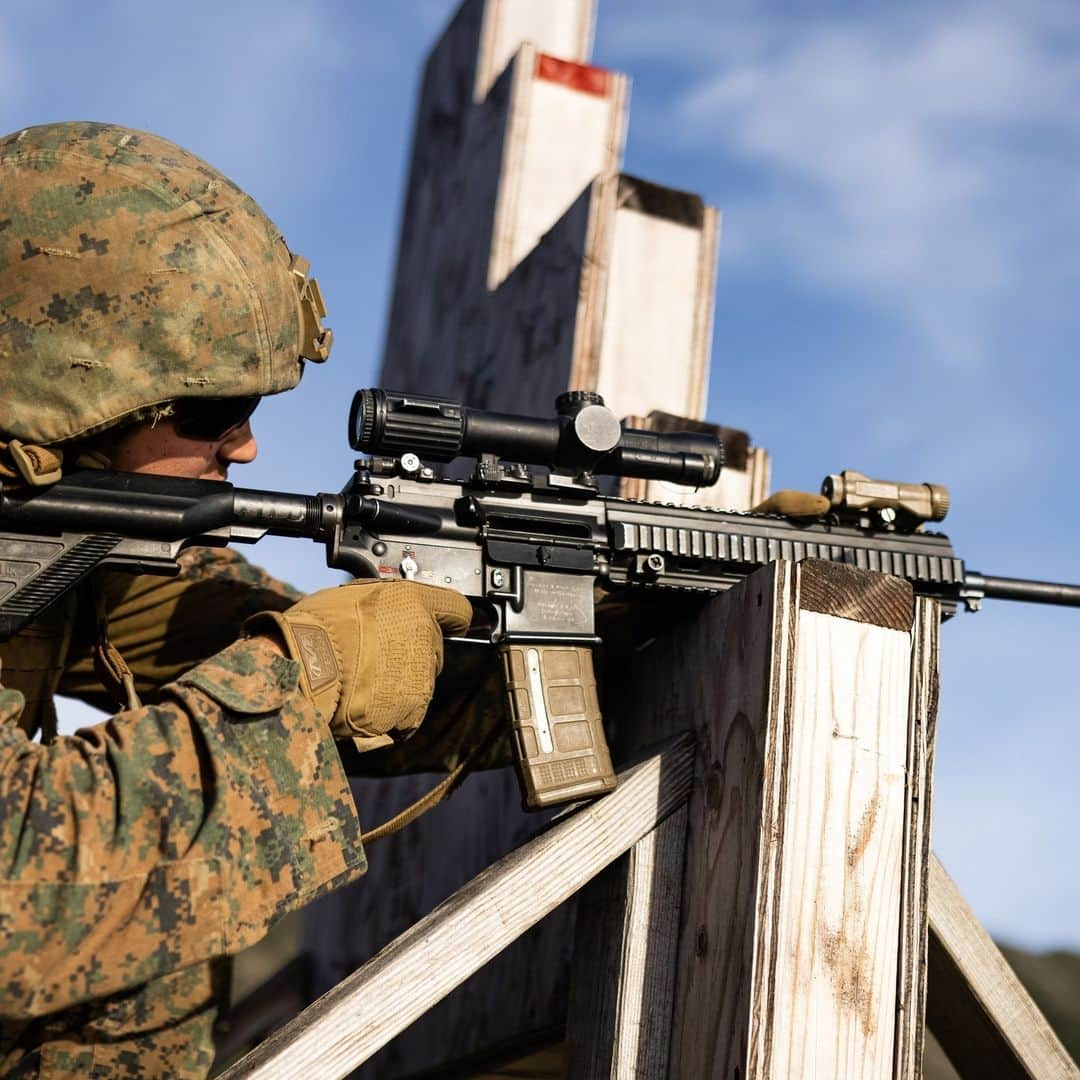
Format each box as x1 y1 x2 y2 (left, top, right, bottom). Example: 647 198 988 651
350 389 723 487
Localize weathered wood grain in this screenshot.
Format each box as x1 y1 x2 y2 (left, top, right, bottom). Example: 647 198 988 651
927 855 1079 1079
221 738 695 1080
301 766 572 1078
756 607 911 1076
798 556 914 631
603 560 937 1079
893 596 939 1079
564 803 689 1078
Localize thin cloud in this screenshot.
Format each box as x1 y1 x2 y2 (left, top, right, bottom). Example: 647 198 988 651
606 2 1080 370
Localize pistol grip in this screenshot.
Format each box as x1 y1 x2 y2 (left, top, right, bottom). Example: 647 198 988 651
499 642 617 810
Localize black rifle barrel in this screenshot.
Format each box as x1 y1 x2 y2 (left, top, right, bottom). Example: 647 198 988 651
967 572 1080 607
0 473 332 541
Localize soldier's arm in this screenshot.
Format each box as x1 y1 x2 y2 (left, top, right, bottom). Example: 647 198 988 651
58 546 304 708
60 545 511 774
0 636 365 1019
61 546 514 775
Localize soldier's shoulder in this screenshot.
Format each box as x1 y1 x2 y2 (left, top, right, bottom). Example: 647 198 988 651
177 547 303 604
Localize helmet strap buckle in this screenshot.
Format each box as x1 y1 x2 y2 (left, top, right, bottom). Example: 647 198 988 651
290 254 333 362
7 440 63 486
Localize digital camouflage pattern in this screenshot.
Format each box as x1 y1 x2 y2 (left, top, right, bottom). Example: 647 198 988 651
0 638 366 1077
0 545 303 738
0 548 362 1077
3 955 225 1078
0 122 321 446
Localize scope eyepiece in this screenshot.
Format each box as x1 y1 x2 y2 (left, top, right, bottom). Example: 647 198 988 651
350 388 723 488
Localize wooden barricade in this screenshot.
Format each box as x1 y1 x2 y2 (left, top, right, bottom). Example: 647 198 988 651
223 3 1078 1077
299 0 766 1072
225 559 945 1078
225 558 1077 1079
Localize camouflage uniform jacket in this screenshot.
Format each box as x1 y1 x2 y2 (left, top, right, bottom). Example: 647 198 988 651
0 548 367 1077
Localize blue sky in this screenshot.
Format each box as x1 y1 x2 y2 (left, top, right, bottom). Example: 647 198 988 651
3 1 1077 951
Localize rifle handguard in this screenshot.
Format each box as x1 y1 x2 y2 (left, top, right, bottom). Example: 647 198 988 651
499 642 616 810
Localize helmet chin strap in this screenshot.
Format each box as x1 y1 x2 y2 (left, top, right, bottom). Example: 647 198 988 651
0 439 64 489
89 579 143 713
0 440 114 491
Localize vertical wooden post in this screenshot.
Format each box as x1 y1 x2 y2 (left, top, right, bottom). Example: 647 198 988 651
607 560 940 1079
894 597 939 1078
564 805 689 1078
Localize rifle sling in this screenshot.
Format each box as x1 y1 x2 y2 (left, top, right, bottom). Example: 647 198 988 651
359 721 504 844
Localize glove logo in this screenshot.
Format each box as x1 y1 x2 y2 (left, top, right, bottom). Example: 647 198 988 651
292 624 339 693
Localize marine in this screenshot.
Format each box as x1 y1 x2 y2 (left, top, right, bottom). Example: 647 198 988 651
0 121 473 1076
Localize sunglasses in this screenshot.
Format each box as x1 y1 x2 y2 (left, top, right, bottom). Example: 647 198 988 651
174 395 261 441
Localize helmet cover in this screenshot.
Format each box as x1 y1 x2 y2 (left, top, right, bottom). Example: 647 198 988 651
0 121 330 446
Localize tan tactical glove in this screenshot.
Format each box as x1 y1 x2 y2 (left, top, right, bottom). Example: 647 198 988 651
246 580 473 751
753 490 831 518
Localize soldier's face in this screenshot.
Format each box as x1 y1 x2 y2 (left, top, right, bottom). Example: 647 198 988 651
107 418 258 481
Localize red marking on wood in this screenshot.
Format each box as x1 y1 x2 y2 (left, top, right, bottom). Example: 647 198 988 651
535 54 611 98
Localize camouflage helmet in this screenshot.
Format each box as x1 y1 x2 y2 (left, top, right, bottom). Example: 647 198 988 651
0 121 332 451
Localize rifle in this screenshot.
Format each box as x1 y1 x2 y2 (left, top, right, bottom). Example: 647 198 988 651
2 388 1077 809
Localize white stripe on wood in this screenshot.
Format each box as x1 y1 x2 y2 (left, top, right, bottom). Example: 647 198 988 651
222 737 695 1080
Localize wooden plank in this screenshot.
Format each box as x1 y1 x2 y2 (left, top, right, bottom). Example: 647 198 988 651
604 559 935 1079
751 609 910 1076
440 174 719 423
475 0 596 101
221 737 695 1080
893 597 939 1079
487 51 628 288
300 766 573 1078
380 16 626 401
564 804 689 1078
927 855 1078 1079
589 182 717 422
